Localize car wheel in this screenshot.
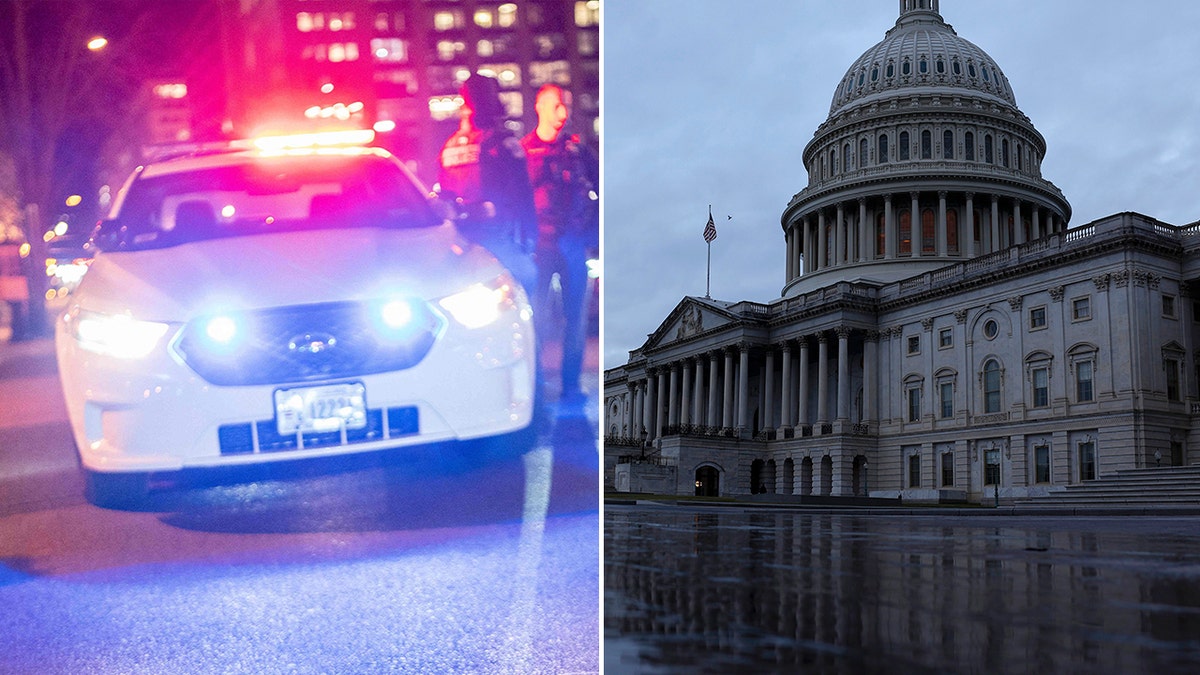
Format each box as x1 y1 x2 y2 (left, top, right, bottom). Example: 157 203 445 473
84 470 150 510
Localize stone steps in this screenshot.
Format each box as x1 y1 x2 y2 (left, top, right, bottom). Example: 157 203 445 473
1014 465 1200 508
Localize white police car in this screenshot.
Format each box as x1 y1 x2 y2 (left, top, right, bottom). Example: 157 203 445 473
55 134 536 507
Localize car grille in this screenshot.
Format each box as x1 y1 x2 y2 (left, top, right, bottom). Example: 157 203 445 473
218 406 420 455
175 299 442 386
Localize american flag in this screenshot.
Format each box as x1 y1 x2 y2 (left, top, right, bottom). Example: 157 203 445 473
703 209 717 243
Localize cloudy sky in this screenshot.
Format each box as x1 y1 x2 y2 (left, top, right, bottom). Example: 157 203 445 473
601 0 1200 368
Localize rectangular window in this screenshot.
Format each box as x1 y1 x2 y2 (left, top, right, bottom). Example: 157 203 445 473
1163 295 1177 318
1034 445 1050 483
941 451 954 486
938 328 953 348
1029 306 1046 330
1072 297 1091 321
908 454 921 488
1032 367 1049 408
984 448 1001 486
1079 441 1096 481
907 387 922 422
939 381 954 418
1166 359 1181 401
1076 360 1094 402
907 335 920 355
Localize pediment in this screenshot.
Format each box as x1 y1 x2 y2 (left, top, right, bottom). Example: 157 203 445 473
643 297 737 351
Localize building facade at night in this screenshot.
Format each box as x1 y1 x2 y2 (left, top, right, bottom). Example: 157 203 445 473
224 0 600 183
603 0 1200 503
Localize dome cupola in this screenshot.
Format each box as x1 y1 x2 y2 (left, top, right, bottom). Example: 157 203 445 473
779 0 1071 298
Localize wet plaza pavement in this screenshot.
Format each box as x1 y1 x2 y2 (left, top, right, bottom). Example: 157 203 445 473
605 504 1200 674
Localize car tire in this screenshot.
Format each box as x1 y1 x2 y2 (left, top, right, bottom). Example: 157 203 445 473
84 470 150 510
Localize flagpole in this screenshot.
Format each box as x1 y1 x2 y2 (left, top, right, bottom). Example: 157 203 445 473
706 238 711 299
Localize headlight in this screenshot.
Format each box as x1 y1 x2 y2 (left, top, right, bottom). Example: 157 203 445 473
438 274 522 329
71 309 170 359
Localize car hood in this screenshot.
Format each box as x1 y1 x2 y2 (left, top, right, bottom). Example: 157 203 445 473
74 223 504 322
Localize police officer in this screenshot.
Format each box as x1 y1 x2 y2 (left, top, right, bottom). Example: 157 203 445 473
437 73 537 295
521 84 598 405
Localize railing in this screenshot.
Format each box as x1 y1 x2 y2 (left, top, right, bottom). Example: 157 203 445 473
603 435 641 448
616 454 677 467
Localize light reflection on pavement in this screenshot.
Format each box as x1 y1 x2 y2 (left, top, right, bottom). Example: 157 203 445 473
605 504 1200 674
0 336 600 674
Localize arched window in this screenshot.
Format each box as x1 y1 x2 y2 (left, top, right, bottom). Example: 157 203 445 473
844 143 852 172
876 213 887 257
899 131 910 160
921 208 935 254
871 65 879 82
921 130 932 159
968 62 977 78
1001 138 1010 167
952 59 962 76
943 130 954 159
936 58 945 74
983 359 1002 413
965 131 975 160
830 148 837 176
860 138 869 166
919 57 928 74
903 59 912 76
886 62 895 78
982 65 990 82
984 135 994 164
878 134 889 163
1017 143 1023 171
947 209 959 254
899 209 912 255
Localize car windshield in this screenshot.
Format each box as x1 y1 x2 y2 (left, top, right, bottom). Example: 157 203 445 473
104 152 440 251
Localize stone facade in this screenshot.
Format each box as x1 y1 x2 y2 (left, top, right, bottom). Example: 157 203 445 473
603 1 1200 504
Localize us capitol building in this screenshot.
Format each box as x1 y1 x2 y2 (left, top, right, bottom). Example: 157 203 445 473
603 0 1200 503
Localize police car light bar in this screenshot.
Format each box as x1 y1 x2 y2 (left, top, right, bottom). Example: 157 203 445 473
252 129 376 151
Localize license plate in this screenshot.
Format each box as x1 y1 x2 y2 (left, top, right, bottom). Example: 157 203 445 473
274 383 367 435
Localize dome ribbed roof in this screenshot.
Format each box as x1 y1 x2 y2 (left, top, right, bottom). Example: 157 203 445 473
829 9 1016 117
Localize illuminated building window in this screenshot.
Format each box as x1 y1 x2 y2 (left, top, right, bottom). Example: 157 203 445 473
577 31 598 56
480 63 521 88
478 40 495 57
535 33 565 59
371 38 408 63
529 60 569 87
497 3 518 28
375 12 405 32
434 10 464 31
297 12 314 32
428 94 463 122
899 209 911 255
575 1 600 27
474 8 495 28
499 91 523 118
328 13 355 32
921 208 934 253
437 40 467 61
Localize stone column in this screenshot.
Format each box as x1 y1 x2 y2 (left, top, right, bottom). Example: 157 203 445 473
937 191 948 256
656 368 668 439
707 351 720 428
1031 206 1041 240
763 346 775 431
798 337 810 428
965 192 976 257
785 226 794 282
910 191 920 256
858 197 869 262
864 331 879 424
680 359 693 427
817 333 830 426
817 210 827 271
737 343 751 434
630 382 642 438
885 194 897 260
836 327 850 422
667 363 679 429
644 371 656 442
1013 199 1024 245
835 202 845 266
692 355 705 426
722 347 735 429
779 341 793 433
990 194 1000 253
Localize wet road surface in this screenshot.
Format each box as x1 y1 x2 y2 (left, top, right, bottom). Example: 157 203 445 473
605 503 1200 674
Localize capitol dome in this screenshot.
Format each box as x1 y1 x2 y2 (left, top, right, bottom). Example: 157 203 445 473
780 0 1071 298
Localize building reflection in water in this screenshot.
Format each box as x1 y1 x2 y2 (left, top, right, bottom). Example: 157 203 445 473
605 509 1200 673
